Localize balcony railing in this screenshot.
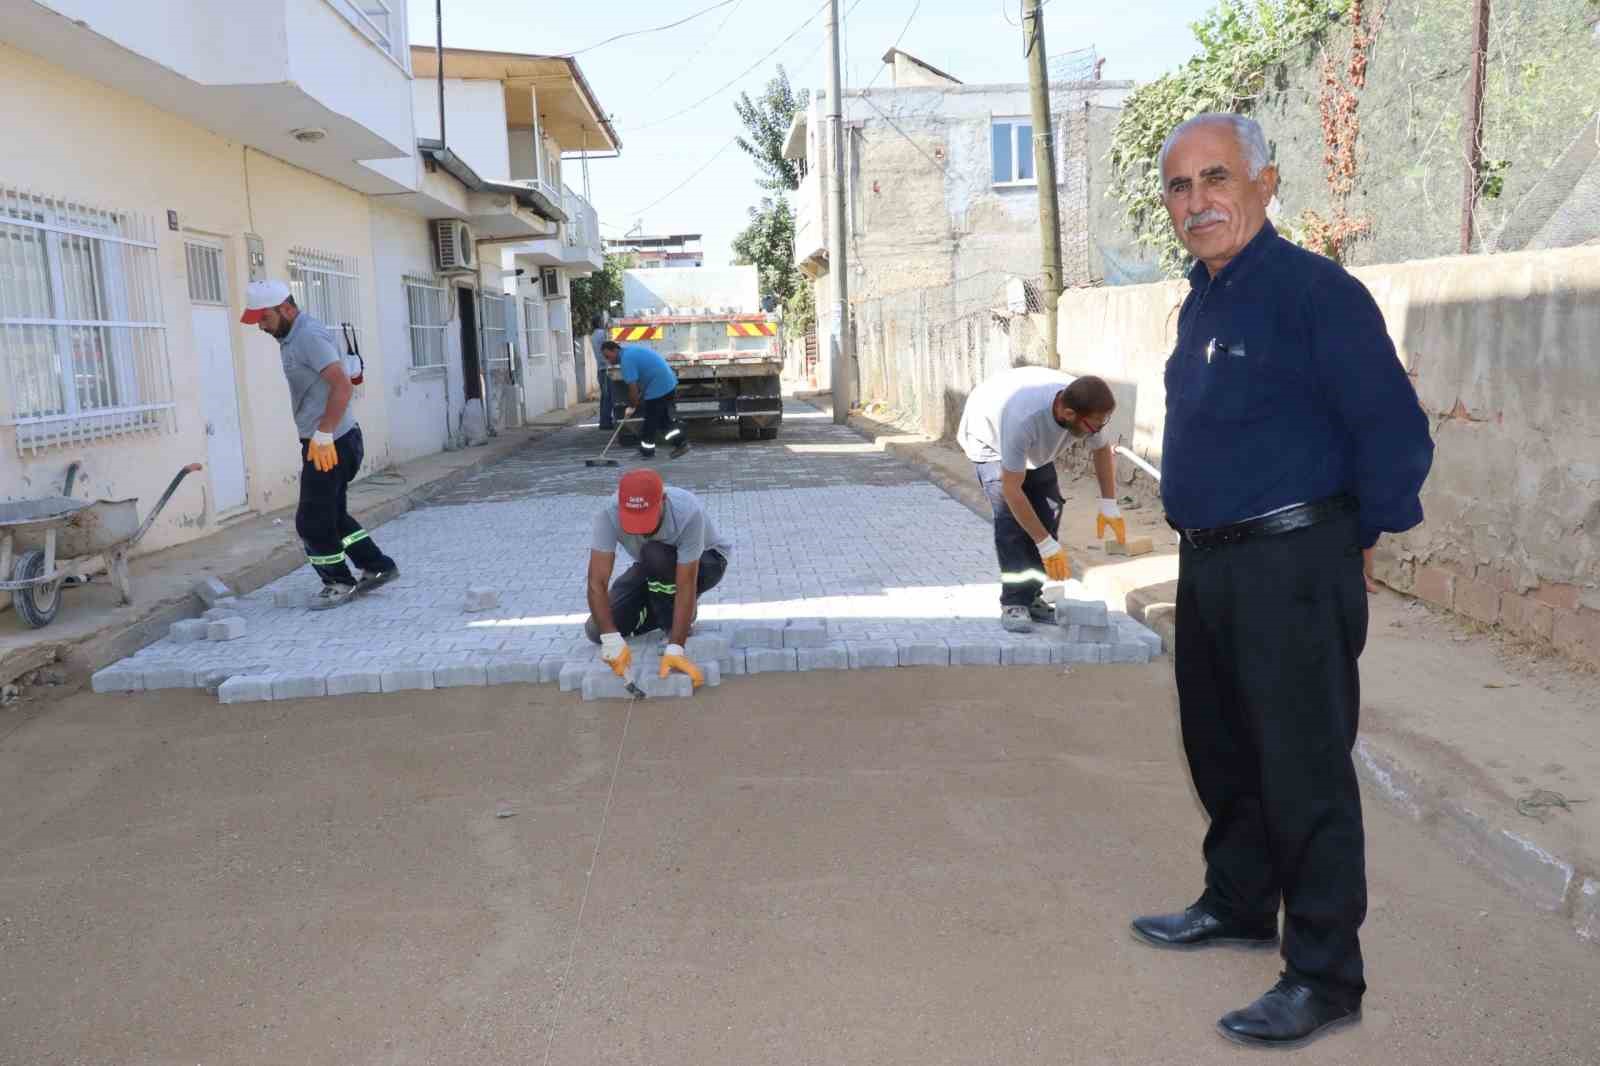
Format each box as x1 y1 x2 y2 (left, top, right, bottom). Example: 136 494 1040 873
561 185 601 260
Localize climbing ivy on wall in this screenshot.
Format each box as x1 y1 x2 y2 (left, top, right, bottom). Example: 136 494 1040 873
1107 0 1349 277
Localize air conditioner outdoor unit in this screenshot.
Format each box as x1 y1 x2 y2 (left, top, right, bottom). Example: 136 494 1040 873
431 219 476 274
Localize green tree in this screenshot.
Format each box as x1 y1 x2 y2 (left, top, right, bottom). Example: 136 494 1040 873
731 197 798 305
570 251 632 333
733 65 809 192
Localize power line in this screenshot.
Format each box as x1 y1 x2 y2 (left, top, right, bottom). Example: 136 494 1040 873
865 0 922 89
625 0 831 132
653 0 750 89
624 137 740 217
563 0 739 57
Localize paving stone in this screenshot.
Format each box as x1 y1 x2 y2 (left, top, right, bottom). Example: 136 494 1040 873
538 656 567 684
325 669 383 696
487 658 543 686
847 641 899 669
1054 642 1106 665
701 660 723 687
898 640 950 667
797 643 849 671
637 673 694 699
559 661 593 692
203 601 240 619
1068 624 1112 644
218 674 274 704
463 587 500 612
273 673 328 700
435 661 489 687
724 650 747 676
1104 642 1153 664
91 666 143 693
193 577 232 607
207 618 247 642
684 634 731 661
1119 623 1165 655
1056 599 1108 627
949 640 1001 666
273 588 314 609
1002 642 1055 666
581 671 634 701
731 623 785 649
381 666 436 693
745 647 798 674
169 619 209 643
143 666 197 690
783 622 830 648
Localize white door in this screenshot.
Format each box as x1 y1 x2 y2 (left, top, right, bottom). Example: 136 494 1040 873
521 297 556 416
185 240 248 513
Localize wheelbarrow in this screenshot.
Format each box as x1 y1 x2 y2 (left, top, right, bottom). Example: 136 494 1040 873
0 464 203 628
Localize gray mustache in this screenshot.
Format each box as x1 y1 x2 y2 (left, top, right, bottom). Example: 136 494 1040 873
1185 209 1229 231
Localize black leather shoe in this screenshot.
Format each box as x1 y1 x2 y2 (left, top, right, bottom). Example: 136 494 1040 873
1129 904 1278 950
1217 977 1361 1049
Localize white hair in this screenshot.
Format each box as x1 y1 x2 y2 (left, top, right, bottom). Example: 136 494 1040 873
1157 113 1271 186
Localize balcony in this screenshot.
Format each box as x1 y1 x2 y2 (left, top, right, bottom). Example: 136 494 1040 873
6 0 415 194
515 185 604 273
793 165 829 275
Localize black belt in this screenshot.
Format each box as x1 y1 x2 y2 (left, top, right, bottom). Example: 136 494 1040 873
1168 495 1357 549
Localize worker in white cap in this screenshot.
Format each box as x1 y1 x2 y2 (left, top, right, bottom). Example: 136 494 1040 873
241 280 399 609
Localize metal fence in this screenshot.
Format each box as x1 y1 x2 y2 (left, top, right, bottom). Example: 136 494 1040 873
0 185 176 454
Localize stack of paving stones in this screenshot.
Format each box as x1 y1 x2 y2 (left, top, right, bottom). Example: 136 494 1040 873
88 400 1162 705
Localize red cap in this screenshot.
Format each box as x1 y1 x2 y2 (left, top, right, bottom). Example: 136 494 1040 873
618 469 664 535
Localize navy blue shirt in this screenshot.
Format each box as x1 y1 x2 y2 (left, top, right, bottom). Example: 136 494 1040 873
1161 222 1433 548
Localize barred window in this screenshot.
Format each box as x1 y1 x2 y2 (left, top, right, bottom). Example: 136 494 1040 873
479 291 511 367
521 297 548 361
404 277 446 370
0 186 177 454
287 247 362 345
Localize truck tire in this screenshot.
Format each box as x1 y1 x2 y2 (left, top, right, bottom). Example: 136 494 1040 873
738 418 761 441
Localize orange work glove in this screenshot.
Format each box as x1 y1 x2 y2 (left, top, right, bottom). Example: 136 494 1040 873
1096 498 1127 545
599 632 633 678
306 431 337 474
1035 536 1070 582
659 643 705 689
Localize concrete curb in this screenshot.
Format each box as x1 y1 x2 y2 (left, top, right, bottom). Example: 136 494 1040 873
830 395 1598 951
27 411 590 687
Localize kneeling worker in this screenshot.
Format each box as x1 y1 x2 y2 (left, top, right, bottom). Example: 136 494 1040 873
957 367 1122 632
585 470 731 687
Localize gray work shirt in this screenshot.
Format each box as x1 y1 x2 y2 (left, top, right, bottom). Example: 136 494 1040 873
590 486 732 564
957 365 1108 471
277 311 356 440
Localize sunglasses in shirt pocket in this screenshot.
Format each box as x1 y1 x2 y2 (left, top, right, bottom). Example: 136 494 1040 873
1197 338 1281 425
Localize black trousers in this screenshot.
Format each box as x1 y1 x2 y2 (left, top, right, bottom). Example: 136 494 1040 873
638 390 685 454
976 461 1062 607
1175 513 1368 1007
295 426 396 586
587 542 728 640
598 371 615 429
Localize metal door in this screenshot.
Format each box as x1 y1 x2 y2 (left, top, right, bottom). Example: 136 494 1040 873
185 239 248 513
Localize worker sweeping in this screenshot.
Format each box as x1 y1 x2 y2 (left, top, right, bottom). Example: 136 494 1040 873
584 469 731 688
956 367 1122 632
599 339 690 459
242 280 399 610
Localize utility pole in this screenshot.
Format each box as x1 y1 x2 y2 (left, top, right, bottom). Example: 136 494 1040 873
1459 0 1490 254
824 0 853 423
1023 0 1063 369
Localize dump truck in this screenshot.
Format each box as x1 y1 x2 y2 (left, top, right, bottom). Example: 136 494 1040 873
606 309 784 441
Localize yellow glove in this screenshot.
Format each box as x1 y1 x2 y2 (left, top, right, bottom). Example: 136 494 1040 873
1096 498 1127 545
1036 536 1070 582
659 643 704 689
599 632 632 678
306 431 337 474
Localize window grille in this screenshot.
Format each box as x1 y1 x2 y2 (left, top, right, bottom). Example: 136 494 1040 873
184 242 226 305
404 276 446 370
479 291 511 367
287 246 362 344
521 297 548 361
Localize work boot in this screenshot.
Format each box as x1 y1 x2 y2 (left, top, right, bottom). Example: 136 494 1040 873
637 446 656 460
670 439 692 459
1027 597 1056 624
1000 606 1033 633
354 566 400 597
309 583 358 611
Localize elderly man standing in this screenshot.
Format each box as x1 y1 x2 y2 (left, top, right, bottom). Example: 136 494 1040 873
1128 114 1432 1049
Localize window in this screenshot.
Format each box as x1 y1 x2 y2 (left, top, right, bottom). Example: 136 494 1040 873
0 186 176 453
992 117 1036 185
287 246 362 351
329 0 409 70
521 297 548 361
479 291 511 367
403 277 446 370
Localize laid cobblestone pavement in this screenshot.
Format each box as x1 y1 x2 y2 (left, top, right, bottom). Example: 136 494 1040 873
94 401 1160 702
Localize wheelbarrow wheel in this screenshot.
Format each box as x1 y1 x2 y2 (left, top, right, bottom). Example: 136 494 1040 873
12 550 61 629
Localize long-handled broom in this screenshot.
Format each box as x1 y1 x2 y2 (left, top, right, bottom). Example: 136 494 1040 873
584 417 638 467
